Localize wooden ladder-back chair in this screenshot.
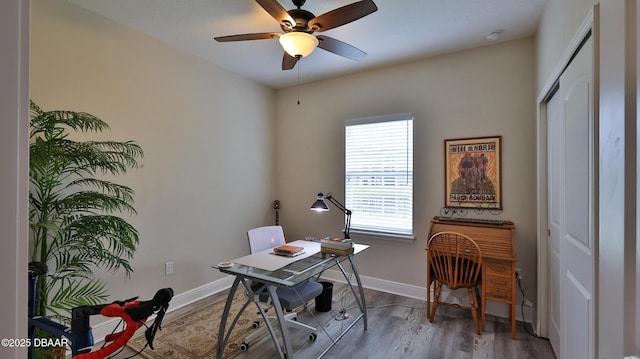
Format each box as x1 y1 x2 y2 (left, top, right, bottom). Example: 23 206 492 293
427 231 484 334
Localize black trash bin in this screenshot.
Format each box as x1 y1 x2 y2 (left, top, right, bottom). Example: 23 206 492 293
315 281 333 312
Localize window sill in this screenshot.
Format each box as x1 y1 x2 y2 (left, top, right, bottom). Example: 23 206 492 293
349 229 415 242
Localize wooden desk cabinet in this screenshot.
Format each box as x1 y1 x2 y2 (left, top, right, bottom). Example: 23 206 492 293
427 216 517 339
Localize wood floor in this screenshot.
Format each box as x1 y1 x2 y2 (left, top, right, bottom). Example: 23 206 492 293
114 283 556 359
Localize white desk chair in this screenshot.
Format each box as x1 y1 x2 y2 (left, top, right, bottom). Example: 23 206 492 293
241 226 323 351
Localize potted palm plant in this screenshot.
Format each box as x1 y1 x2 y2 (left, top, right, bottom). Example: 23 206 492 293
29 100 143 318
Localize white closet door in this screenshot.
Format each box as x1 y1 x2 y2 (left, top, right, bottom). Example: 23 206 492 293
547 34 595 359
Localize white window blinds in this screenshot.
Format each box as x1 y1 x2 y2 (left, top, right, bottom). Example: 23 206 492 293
345 113 414 238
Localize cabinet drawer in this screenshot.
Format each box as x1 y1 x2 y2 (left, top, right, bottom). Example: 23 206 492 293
484 260 512 276
485 276 512 290
485 286 512 302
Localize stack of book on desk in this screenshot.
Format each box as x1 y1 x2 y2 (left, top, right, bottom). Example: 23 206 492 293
273 244 304 257
320 237 354 256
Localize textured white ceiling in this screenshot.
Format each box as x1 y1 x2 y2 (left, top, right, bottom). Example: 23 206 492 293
68 0 546 89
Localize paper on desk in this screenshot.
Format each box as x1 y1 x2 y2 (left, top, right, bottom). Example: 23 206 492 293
231 240 321 271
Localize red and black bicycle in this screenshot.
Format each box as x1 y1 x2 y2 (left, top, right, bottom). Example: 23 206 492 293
28 262 173 359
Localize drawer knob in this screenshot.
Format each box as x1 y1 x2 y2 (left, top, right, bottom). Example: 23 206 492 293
491 279 509 286
488 265 507 272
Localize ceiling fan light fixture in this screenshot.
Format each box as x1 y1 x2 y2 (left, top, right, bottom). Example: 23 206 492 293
279 32 318 58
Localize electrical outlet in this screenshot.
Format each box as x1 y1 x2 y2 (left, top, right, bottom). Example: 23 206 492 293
165 261 174 276
515 267 522 280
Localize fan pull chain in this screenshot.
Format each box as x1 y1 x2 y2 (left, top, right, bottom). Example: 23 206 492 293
297 56 301 105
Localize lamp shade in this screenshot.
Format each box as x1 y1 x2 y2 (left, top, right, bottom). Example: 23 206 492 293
309 191 352 239
279 32 318 58
310 193 329 212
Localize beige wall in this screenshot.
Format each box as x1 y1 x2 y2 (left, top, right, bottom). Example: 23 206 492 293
30 0 276 303
17 0 640 354
32 0 540 328
536 0 596 91
274 38 538 306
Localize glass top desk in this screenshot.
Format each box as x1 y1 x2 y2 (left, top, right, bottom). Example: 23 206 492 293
214 240 369 359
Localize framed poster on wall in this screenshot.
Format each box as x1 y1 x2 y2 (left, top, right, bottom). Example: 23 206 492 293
444 136 502 209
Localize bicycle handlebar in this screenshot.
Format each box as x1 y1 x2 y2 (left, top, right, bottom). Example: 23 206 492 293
29 262 174 359
126 287 173 321
72 288 174 359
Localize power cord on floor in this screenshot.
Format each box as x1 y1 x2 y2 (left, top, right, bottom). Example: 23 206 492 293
323 261 425 324
332 282 426 318
516 273 549 340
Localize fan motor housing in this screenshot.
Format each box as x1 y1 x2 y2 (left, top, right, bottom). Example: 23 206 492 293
284 8 315 32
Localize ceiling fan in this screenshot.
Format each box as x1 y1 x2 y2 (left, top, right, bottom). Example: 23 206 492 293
214 0 378 70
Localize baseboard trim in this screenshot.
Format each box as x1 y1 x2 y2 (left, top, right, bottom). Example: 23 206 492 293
319 269 427 300
319 269 536 325
91 276 235 343
92 272 536 343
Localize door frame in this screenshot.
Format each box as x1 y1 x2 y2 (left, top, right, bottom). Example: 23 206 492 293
0 0 30 357
535 9 595 338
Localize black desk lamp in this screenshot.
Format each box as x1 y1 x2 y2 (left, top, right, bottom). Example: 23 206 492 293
310 192 352 240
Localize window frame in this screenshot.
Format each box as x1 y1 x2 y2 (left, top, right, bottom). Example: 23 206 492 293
344 113 415 241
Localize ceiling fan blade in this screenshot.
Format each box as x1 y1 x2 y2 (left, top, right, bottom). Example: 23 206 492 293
256 0 296 28
316 35 366 61
308 0 378 33
214 32 281 42
282 52 298 70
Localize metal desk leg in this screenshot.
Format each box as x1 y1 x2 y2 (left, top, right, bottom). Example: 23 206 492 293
316 255 368 359
336 256 368 330
216 277 256 359
348 255 368 330
266 285 294 359
217 277 241 359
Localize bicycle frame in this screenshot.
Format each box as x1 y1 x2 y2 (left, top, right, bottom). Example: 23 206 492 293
29 264 96 358
28 263 172 359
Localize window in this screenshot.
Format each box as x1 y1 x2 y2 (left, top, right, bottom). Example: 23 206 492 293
345 113 414 239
